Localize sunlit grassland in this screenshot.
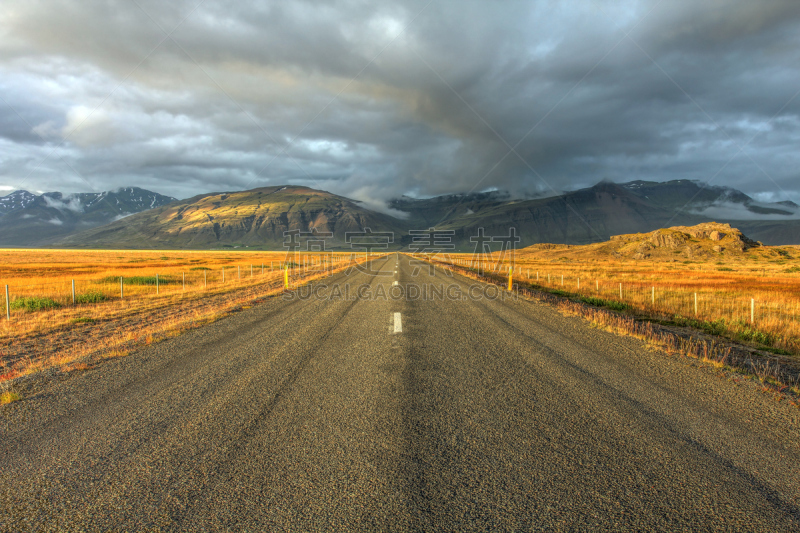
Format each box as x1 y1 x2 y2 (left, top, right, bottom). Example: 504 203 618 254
444 246 800 355
0 248 356 359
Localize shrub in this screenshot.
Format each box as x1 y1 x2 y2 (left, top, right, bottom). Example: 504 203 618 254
10 296 61 312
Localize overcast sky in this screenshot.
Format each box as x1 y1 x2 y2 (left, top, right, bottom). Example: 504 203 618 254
1 0 799 210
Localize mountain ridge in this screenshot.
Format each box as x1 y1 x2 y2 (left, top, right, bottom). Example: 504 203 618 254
3 179 798 248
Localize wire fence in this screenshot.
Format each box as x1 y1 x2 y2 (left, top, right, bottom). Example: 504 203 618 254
2 255 354 320
437 254 800 353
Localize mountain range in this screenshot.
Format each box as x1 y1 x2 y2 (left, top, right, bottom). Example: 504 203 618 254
1 180 798 249
0 187 177 246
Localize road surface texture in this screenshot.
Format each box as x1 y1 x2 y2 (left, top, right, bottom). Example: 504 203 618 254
1 254 799 531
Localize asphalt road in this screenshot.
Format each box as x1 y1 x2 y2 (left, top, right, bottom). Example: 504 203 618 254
1 254 799 531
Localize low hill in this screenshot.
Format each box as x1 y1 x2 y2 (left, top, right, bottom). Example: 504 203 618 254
517 222 795 262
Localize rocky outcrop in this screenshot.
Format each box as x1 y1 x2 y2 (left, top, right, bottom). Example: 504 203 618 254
600 222 761 261
649 229 689 249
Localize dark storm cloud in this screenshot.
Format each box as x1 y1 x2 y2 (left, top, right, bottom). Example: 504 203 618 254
0 0 799 209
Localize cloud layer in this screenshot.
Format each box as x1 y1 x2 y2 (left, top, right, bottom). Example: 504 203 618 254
1 0 799 209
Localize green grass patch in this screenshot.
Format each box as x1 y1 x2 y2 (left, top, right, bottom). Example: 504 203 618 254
717 267 733 271
0 391 21 406
10 296 61 312
668 316 791 354
75 290 108 304
71 317 96 324
99 275 180 285
579 295 632 312
757 346 792 356
672 316 728 336
190 266 211 271
736 326 775 347
546 288 571 298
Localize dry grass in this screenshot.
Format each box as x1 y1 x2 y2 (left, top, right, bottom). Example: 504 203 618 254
0 249 368 383
442 245 800 356
0 249 351 337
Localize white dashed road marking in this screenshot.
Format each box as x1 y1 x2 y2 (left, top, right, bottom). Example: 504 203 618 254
393 312 402 333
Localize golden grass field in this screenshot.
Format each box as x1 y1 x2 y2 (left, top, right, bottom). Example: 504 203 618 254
2 227 799 392
0 249 361 385
443 242 800 356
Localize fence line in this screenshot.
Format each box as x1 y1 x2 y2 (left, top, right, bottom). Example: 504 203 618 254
1 253 363 320
431 254 800 352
